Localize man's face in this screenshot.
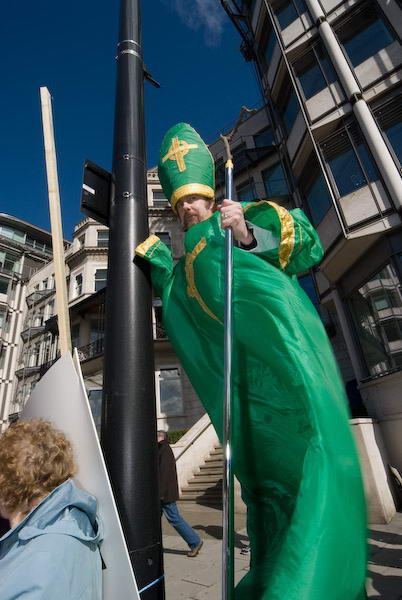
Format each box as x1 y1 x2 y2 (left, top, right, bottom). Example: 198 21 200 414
176 195 214 231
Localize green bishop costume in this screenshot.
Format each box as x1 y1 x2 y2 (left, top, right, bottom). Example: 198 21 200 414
136 124 367 599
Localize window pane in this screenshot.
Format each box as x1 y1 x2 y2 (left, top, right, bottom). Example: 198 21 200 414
316 46 337 84
0 277 9 294
298 57 327 99
340 13 395 67
348 263 402 376
97 231 109 247
159 369 183 415
94 269 107 292
237 181 256 201
254 128 274 148
384 121 402 167
282 90 299 134
298 274 320 311
355 143 379 182
293 0 307 14
304 170 332 225
263 163 289 196
328 148 366 196
156 232 171 249
153 190 169 207
263 28 276 67
275 0 299 29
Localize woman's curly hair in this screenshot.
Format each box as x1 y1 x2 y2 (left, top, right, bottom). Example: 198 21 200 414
0 419 76 515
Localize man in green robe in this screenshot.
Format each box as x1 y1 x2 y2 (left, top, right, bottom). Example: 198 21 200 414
136 123 367 599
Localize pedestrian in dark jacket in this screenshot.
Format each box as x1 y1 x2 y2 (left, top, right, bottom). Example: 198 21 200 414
158 430 203 557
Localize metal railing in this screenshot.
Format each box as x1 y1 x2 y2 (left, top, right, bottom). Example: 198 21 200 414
77 337 104 362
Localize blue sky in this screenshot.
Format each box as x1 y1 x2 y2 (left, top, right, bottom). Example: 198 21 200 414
0 1 259 238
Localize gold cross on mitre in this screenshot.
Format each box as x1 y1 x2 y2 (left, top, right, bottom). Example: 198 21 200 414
162 137 198 172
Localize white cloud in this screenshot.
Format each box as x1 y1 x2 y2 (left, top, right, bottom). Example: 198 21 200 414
167 0 226 46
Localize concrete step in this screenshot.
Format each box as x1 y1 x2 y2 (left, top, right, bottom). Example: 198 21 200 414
210 448 223 457
181 491 222 501
197 471 223 479
199 464 223 472
183 480 221 492
188 475 222 484
204 458 223 466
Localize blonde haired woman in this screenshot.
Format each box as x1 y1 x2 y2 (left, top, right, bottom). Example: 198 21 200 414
0 419 102 599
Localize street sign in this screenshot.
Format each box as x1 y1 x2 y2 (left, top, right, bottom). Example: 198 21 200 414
81 160 112 226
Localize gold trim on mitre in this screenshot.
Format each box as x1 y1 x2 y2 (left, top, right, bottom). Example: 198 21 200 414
135 234 160 257
170 184 215 212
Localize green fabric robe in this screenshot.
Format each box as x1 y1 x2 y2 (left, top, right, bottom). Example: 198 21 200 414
136 200 367 600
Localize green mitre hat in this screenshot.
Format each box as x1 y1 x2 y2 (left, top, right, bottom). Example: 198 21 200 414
158 123 215 212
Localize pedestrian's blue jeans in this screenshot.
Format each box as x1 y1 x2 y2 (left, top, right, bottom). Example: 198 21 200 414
161 501 201 549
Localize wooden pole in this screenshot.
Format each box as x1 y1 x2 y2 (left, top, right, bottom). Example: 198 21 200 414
40 87 72 356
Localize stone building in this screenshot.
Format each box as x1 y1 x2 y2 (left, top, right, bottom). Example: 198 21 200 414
9 170 204 434
220 0 402 476
0 214 61 430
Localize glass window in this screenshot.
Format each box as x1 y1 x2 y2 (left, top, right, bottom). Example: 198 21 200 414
158 369 183 416
237 180 256 202
0 226 25 243
274 0 307 29
87 389 102 437
375 100 402 168
298 274 320 311
46 300 55 319
155 232 171 250
71 323 80 348
254 128 274 148
94 269 107 292
0 310 6 329
97 230 109 247
0 276 9 294
262 163 289 196
338 8 395 67
0 251 21 274
152 190 169 207
348 262 402 376
384 121 402 167
262 27 276 68
294 46 337 100
321 126 379 197
302 169 333 226
281 89 300 135
90 315 105 343
215 158 225 188
75 273 83 297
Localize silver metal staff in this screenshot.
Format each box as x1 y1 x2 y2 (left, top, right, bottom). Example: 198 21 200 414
220 106 257 600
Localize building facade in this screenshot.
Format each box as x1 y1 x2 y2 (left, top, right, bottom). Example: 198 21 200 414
221 0 402 469
0 214 60 430
8 170 204 434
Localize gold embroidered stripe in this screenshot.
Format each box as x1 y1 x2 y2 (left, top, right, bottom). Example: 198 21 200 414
243 200 295 269
185 238 221 323
135 234 160 257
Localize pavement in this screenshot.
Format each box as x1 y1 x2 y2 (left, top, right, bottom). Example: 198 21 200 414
162 502 402 599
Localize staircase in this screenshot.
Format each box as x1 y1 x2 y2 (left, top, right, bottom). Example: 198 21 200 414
180 444 223 508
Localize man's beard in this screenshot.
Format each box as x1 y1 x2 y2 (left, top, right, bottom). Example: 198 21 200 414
183 212 199 231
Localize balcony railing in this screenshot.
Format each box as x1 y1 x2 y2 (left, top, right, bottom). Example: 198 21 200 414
26 289 54 307
20 325 46 342
155 322 167 340
39 353 61 378
77 337 104 362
